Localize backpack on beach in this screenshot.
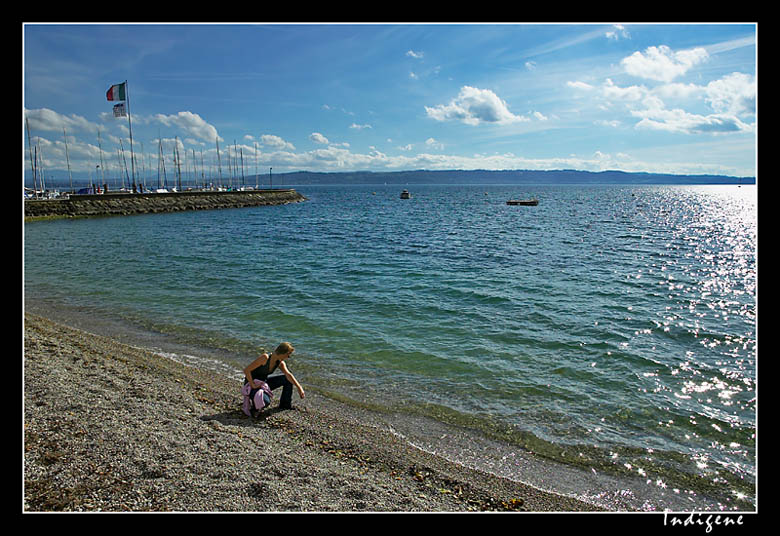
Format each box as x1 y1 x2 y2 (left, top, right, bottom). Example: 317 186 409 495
241 380 273 416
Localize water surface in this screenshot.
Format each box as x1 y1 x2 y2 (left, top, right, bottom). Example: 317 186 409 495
24 183 757 511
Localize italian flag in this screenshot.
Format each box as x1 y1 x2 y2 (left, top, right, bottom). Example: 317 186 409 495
106 82 126 101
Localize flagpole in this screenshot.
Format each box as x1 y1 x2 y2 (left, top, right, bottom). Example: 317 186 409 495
124 80 136 189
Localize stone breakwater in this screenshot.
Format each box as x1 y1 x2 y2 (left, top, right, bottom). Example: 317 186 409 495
24 189 306 220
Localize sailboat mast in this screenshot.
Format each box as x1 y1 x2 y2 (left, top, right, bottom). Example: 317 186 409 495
191 149 196 189
161 139 168 189
97 129 106 186
227 145 233 188
33 146 39 196
200 150 205 189
175 136 182 191
140 141 146 191
37 141 46 193
216 138 223 188
26 117 37 197
119 139 131 190
156 137 161 189
63 128 73 192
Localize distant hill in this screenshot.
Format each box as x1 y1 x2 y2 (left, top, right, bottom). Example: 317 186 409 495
262 169 755 186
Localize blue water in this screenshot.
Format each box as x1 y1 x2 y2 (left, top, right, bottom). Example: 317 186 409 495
24 183 757 511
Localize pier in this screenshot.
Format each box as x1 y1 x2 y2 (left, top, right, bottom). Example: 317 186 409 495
24 189 306 221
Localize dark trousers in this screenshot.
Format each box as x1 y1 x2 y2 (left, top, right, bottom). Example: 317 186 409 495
265 374 293 408
245 374 294 408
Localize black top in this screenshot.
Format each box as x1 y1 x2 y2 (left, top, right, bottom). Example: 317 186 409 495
249 354 281 383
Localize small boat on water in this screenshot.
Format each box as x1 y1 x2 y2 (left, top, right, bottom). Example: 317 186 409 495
400 189 411 199
506 199 538 206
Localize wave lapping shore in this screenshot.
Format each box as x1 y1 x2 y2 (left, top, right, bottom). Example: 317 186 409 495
23 313 603 512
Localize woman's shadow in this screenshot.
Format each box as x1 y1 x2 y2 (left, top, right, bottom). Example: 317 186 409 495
200 406 291 429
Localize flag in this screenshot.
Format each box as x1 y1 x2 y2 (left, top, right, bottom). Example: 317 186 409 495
113 103 127 117
106 82 126 101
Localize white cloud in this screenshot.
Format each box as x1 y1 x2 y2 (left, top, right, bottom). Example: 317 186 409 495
631 106 750 134
259 134 295 151
705 72 756 116
24 108 752 178
621 45 708 82
602 78 647 101
425 86 528 126
574 70 755 136
24 107 98 133
605 24 630 40
406 50 423 59
567 80 595 91
309 132 329 144
425 138 444 150
350 123 372 130
153 111 220 143
653 82 704 100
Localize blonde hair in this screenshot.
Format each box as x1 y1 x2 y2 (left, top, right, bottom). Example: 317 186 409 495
275 342 294 356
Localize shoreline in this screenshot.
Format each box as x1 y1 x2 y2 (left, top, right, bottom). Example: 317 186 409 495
23 312 605 513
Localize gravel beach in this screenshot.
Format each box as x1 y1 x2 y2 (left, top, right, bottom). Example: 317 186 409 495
23 312 604 513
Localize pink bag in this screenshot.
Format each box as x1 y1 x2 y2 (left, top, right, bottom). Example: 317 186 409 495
241 380 273 416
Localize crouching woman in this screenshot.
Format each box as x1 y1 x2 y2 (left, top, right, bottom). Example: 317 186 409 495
243 342 305 413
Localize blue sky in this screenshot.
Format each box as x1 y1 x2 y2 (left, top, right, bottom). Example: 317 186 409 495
23 23 757 183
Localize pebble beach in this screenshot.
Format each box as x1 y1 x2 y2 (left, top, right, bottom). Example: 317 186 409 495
23 312 605 513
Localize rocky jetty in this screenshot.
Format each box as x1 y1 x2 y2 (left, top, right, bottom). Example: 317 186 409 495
24 189 306 220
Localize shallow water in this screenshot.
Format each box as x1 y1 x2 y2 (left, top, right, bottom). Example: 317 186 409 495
24 183 757 511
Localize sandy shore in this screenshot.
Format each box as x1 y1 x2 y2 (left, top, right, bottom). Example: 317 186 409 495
23 312 605 513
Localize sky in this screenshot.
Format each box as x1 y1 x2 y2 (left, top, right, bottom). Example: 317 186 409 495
23 23 757 185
